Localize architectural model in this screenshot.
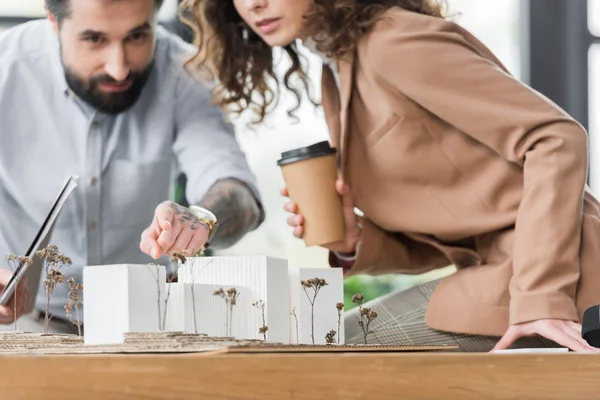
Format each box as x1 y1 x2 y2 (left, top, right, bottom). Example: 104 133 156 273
83 263 166 345
289 267 345 345
163 282 251 339
78 255 347 346
178 256 290 343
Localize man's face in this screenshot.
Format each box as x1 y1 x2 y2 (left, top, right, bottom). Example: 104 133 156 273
49 0 158 114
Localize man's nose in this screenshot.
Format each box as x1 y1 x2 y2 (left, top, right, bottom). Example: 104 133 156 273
104 45 130 82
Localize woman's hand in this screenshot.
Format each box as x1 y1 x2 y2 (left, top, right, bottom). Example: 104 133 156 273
492 319 600 353
281 179 361 255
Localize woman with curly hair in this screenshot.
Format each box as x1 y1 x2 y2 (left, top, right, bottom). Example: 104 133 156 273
181 0 600 352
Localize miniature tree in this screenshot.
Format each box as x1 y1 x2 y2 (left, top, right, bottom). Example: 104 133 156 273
253 300 268 340
300 278 328 344
188 258 213 334
325 329 337 345
213 287 240 337
226 288 240 337
290 306 299 344
158 252 186 331
336 302 344 344
6 254 32 332
35 244 72 333
352 293 378 345
146 263 165 330
259 325 268 340
64 277 83 336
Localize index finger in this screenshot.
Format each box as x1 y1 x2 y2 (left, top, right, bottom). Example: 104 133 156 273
140 227 162 259
155 202 175 231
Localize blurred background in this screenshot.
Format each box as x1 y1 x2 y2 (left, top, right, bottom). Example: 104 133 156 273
1 0 598 309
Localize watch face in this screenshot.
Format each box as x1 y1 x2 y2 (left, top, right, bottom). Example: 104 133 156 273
189 206 217 224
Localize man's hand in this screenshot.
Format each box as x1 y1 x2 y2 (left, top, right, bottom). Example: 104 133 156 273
0 268 30 324
139 201 209 259
492 319 600 353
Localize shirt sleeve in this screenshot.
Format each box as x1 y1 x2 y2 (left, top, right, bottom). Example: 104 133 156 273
171 65 264 224
367 15 588 325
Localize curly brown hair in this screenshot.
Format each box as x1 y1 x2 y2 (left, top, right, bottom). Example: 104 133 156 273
180 0 447 124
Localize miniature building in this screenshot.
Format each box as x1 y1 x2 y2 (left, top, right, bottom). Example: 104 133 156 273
289 267 345 345
83 264 166 345
164 282 251 339
178 256 289 343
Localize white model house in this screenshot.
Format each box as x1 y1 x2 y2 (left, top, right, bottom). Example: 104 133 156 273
82 263 166 345
164 282 251 339
289 267 345 345
178 256 290 343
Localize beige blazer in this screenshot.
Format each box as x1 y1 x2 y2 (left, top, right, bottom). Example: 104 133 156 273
322 7 600 336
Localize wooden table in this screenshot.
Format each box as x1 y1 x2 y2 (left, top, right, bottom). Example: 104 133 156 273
0 351 597 399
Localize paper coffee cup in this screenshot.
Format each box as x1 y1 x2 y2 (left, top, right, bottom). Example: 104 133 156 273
277 141 345 246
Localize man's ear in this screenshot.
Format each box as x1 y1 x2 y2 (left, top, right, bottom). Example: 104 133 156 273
45 3 60 34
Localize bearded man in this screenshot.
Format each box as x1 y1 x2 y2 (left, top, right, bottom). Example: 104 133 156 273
0 0 263 333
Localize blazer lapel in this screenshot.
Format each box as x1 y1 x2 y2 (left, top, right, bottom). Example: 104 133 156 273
336 52 355 178
320 52 355 178
320 64 341 148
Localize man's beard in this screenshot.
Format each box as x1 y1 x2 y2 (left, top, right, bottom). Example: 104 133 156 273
63 60 154 115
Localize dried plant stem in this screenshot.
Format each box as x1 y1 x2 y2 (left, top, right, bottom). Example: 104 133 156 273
190 267 199 334
161 278 175 331
75 306 81 337
65 277 83 336
336 303 344 345
228 303 233 337
260 310 266 339
225 303 229 336
155 272 161 328
37 245 71 334
146 264 163 330
191 287 199 334
253 300 268 340
352 294 378 345
291 307 299 344
301 278 328 344
45 295 51 332
13 286 17 331
189 259 213 334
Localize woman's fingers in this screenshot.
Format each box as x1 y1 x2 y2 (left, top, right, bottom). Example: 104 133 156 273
492 325 523 351
287 214 303 227
293 226 303 238
283 200 297 213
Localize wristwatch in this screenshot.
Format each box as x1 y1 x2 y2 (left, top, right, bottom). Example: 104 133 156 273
188 205 219 248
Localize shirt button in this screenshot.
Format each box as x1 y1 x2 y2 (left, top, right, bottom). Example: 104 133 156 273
91 177 98 186
91 121 99 129
89 221 97 231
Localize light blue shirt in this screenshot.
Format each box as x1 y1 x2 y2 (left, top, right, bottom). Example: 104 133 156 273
0 20 261 321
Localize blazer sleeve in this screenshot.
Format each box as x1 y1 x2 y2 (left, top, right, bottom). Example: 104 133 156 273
366 17 588 325
330 217 450 276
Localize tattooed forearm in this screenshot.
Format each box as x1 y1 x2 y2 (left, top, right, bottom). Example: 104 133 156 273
197 179 262 249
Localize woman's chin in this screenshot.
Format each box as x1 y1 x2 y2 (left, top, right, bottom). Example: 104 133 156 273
260 31 298 48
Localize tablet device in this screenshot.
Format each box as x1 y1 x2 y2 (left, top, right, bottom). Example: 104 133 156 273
0 176 79 307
